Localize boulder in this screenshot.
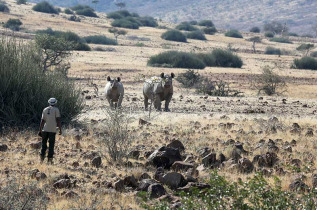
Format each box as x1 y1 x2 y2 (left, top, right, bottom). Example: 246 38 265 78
171 161 194 171
91 156 102 168
167 140 185 152
138 179 156 191
53 179 71 189
148 183 166 198
176 182 211 192
238 158 254 173
162 172 186 189
154 167 165 182
147 146 182 168
0 144 8 152
128 150 140 159
63 190 79 198
36 172 47 181
114 179 125 192
123 175 138 188
253 152 278 168
202 153 217 167
139 173 151 181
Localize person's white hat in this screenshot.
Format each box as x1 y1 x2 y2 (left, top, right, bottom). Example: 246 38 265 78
48 98 57 105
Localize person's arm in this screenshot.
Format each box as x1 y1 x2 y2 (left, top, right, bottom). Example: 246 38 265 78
39 119 45 135
56 117 62 135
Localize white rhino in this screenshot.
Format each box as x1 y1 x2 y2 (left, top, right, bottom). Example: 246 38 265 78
104 76 124 108
143 73 175 112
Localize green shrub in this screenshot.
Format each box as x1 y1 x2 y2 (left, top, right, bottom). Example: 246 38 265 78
161 30 187 42
225 29 243 38
32 1 59 14
270 37 292 44
250 26 260 33
64 8 73 14
210 49 243 68
148 51 206 69
203 27 217 35
84 35 117 45
265 47 281 55
264 21 288 34
189 20 198 25
0 3 9 12
68 15 80 22
70 4 97 17
186 30 206 40
198 20 214 27
0 38 84 127
311 51 317 57
107 10 131 19
293 57 317 70
138 16 158 27
196 53 216 66
4 19 22 31
176 69 202 88
288 32 298 37
265 32 274 38
176 22 199 31
111 17 140 29
16 0 27 5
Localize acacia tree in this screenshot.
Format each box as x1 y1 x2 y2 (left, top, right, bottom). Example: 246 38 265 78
248 36 261 53
108 28 127 42
35 34 74 73
296 43 315 56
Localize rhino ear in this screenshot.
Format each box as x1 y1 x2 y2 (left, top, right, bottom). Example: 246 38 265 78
107 76 111 81
171 73 175 78
160 73 165 78
117 77 121 82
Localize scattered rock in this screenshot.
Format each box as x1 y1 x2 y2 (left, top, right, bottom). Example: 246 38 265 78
128 150 140 159
139 118 151 126
123 175 138 188
138 179 156 191
114 179 125 192
305 128 314 137
72 161 79 168
0 144 8 152
238 158 254 173
289 180 309 192
91 156 102 168
202 153 218 167
63 190 79 199
139 173 151 181
167 140 185 152
154 167 165 182
53 179 71 189
148 183 166 198
147 146 182 168
312 174 317 188
253 152 279 168
197 147 211 158
171 161 194 171
36 172 47 181
162 172 186 189
28 141 42 150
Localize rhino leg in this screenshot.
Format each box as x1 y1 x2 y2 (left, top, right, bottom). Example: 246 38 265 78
154 95 162 111
117 93 123 108
164 93 173 112
144 95 149 111
107 97 113 108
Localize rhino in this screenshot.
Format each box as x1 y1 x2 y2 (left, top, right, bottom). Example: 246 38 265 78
143 73 175 112
104 76 124 108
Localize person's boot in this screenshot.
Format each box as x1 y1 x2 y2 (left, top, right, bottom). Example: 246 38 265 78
48 158 53 165
40 156 45 163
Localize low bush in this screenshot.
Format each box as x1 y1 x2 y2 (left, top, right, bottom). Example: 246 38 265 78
265 47 281 55
210 49 243 68
197 79 243 97
71 5 97 17
250 26 260 33
107 10 131 19
203 27 217 35
264 31 274 38
0 3 9 12
111 17 140 29
292 57 317 70
288 32 298 37
32 1 59 14
186 30 206 40
161 30 187 42
311 51 317 57
270 37 292 44
138 16 158 27
84 35 117 45
176 22 199 31
198 20 214 27
225 29 243 38
4 18 22 31
68 15 80 22
64 8 73 14
176 69 202 88
0 38 84 126
17 0 27 5
189 20 198 25
196 53 215 66
148 51 206 69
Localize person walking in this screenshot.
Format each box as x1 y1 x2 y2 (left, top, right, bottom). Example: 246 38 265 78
39 98 62 164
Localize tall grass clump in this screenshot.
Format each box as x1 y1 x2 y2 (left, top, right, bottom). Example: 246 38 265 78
198 20 214 27
270 37 292 44
292 57 317 70
32 1 59 14
210 49 243 68
71 5 97 17
186 30 206 40
225 29 243 38
161 30 187 42
148 51 206 69
0 3 9 12
176 22 199 31
265 47 282 55
0 38 84 127
84 35 117 45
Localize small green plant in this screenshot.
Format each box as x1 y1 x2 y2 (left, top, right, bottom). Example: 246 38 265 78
0 3 9 12
71 5 97 17
64 8 73 14
225 29 243 38
16 0 27 5
265 47 282 55
161 30 187 42
32 1 59 14
186 30 206 40
4 18 22 31
176 22 199 31
250 26 260 33
203 27 217 35
198 20 214 27
148 51 206 69
270 37 292 44
292 57 317 70
84 35 117 45
265 31 274 38
176 69 202 88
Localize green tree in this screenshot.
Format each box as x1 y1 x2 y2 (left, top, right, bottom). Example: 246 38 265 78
297 43 315 56
108 28 127 41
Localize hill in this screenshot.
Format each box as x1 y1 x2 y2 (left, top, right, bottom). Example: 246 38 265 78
29 0 317 34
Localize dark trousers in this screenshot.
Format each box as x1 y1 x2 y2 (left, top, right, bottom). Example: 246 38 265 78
40 132 56 159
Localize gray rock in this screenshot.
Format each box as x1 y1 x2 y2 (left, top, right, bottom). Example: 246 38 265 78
91 156 102 168
147 146 182 168
138 179 156 191
162 172 186 189
148 183 166 198
0 144 8 152
238 158 254 173
202 153 217 167
53 179 71 189
167 140 185 152
114 179 125 192
171 161 194 171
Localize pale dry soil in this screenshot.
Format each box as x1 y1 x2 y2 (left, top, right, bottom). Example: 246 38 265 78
1 0 317 209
